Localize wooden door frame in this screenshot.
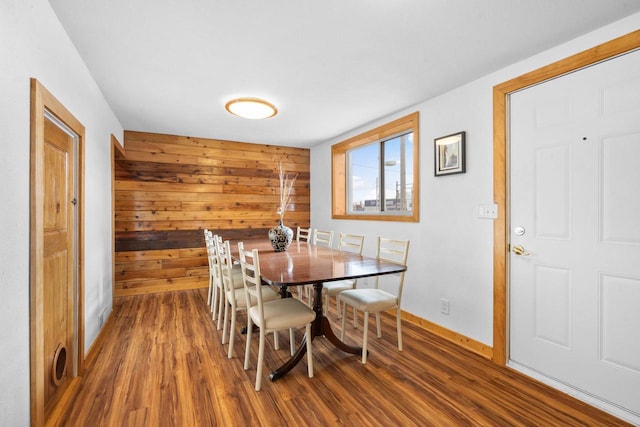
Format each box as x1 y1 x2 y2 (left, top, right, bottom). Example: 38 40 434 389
492 30 640 364
30 79 86 426
111 135 125 300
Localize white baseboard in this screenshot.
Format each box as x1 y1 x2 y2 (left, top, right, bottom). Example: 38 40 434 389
508 360 640 426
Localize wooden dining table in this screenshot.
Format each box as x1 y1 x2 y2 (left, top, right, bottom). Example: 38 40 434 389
232 239 407 381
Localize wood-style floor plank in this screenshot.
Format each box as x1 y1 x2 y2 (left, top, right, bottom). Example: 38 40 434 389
58 290 631 426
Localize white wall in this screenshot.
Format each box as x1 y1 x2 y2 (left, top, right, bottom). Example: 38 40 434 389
0 1 122 425
311 13 640 348
1 2 638 425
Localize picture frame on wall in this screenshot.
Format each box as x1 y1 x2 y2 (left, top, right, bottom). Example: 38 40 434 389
434 131 466 176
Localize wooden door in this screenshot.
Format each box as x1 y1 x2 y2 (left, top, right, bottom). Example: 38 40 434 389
30 79 85 426
42 116 76 408
509 49 640 420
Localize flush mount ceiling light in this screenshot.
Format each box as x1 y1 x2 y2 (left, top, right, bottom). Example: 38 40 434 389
224 97 278 119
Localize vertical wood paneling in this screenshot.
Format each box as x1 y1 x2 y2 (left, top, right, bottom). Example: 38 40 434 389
114 131 310 296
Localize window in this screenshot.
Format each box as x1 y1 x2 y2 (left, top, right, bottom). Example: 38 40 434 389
347 132 414 214
332 112 419 222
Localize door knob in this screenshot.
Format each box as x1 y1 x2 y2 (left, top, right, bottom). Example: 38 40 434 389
512 245 530 256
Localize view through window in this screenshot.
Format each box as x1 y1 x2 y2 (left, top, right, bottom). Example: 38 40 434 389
348 132 414 214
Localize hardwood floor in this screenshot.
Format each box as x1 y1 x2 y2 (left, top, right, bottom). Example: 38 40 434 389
58 290 630 426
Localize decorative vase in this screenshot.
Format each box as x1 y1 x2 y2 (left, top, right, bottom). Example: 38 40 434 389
268 220 293 252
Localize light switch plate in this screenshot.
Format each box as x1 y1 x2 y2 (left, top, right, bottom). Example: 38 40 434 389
478 203 498 219
440 298 450 315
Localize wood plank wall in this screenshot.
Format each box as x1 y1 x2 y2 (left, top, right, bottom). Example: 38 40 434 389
114 131 310 296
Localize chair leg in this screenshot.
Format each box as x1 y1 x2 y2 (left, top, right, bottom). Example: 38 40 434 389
274 330 280 350
353 307 358 329
227 309 237 359
221 300 230 344
255 328 266 391
335 295 342 319
289 328 295 356
305 323 313 378
216 290 224 330
323 293 329 316
362 311 369 364
307 286 313 307
207 275 212 305
396 308 403 351
353 306 358 328
376 313 382 338
340 301 347 341
211 282 217 318
244 318 253 370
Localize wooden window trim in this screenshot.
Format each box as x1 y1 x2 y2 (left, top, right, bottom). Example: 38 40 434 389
332 112 419 222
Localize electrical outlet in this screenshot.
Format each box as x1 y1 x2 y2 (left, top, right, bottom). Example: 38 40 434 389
440 298 450 315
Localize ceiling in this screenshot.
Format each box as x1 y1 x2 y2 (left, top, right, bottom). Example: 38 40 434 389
49 0 640 148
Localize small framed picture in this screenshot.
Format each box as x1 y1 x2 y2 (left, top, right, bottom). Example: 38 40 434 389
434 131 465 176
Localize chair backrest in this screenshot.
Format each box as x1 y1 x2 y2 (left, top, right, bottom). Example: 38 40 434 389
213 233 223 248
207 234 222 282
238 242 265 322
296 226 313 242
204 229 214 269
374 237 410 301
204 229 214 250
313 229 334 248
204 230 213 262
337 233 365 255
218 239 236 300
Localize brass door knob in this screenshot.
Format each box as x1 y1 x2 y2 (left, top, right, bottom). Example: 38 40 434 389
512 245 530 256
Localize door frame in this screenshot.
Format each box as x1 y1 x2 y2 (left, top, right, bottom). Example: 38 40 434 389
492 30 640 365
30 79 85 426
111 134 125 300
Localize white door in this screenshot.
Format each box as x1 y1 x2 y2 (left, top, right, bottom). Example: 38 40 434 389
509 49 640 419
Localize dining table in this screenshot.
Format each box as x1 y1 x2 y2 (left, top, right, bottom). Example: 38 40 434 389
231 239 407 381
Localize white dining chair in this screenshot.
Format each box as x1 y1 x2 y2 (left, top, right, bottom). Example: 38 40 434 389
321 232 364 316
205 232 225 323
312 229 334 248
339 237 409 364
291 228 335 307
296 229 335 307
239 242 316 391
293 226 315 302
220 240 279 358
204 229 214 306
296 226 313 242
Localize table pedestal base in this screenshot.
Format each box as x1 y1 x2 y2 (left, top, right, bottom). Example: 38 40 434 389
269 282 364 381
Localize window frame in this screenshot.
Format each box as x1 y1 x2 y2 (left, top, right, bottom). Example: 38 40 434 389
332 112 419 222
